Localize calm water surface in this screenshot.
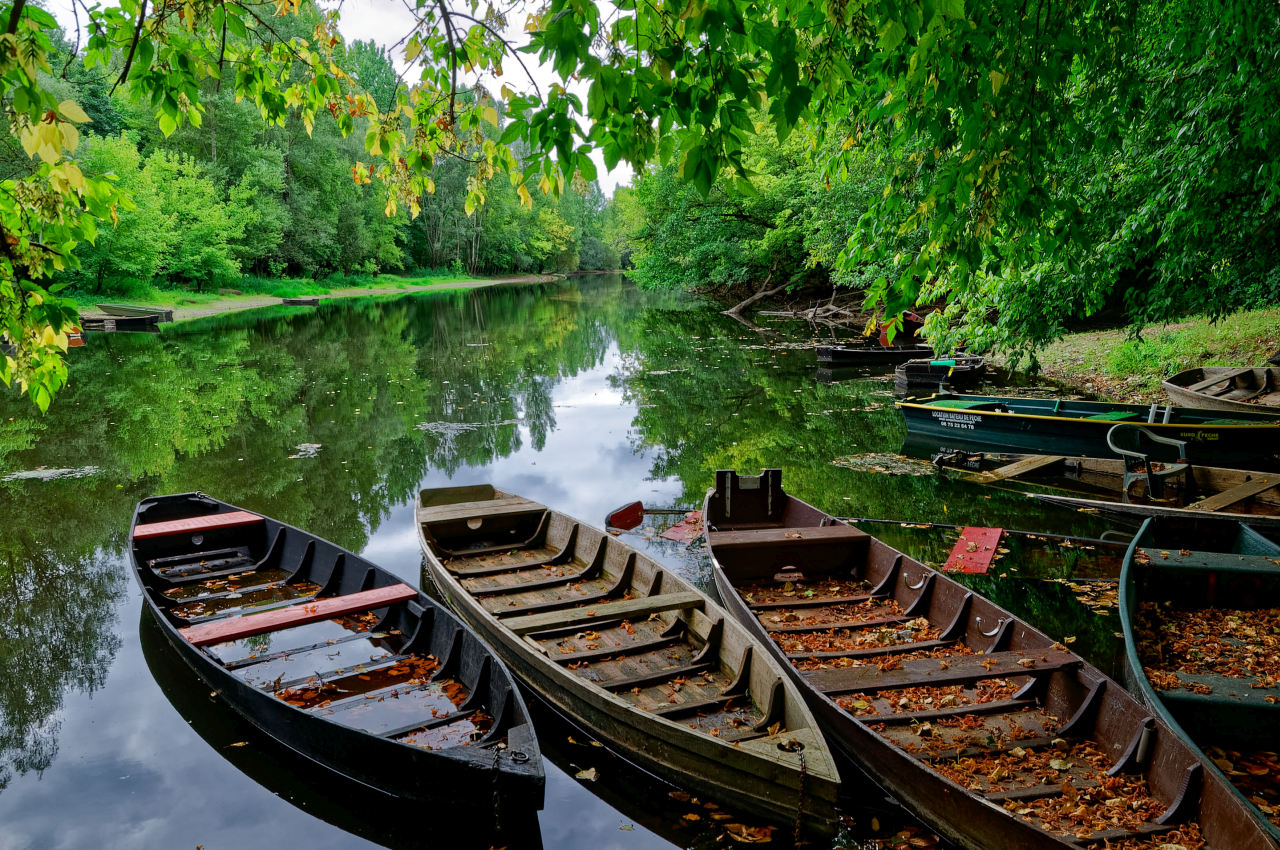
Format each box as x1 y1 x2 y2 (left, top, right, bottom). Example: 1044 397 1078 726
0 275 1130 849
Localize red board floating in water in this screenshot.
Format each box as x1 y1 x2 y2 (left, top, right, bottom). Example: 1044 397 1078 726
944 526 1004 574
661 511 704 543
605 500 645 531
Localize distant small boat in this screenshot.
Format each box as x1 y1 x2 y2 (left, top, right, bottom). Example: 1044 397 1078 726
1163 367 1280 415
894 355 986 392
282 297 320 306
416 484 841 830
898 393 1280 470
1120 516 1280 843
131 492 544 806
817 343 932 366
96 303 172 321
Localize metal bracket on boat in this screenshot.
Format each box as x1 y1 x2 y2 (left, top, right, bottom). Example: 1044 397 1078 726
976 616 1004 637
509 750 530 763
777 739 805 753
906 574 929 590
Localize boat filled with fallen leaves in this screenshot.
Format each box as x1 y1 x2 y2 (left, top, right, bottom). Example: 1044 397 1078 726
1120 516 1280 843
130 492 543 806
703 468 1280 850
415 484 841 831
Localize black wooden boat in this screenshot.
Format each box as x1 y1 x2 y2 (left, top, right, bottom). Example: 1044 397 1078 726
894 355 987 392
1120 517 1280 842
817 343 932 366
282 296 321 306
898 393 1280 470
81 314 161 332
138 606 545 848
416 484 841 831
130 492 543 806
704 468 1280 850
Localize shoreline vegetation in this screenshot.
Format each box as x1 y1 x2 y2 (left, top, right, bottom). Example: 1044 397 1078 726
71 272 564 323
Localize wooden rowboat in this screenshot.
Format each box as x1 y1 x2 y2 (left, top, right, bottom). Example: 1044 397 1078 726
415 484 841 830
898 393 1280 470
935 451 1280 529
1120 516 1280 843
704 468 1280 850
131 492 543 806
1163 367 1280 415
817 343 932 366
96 302 172 321
282 297 321 306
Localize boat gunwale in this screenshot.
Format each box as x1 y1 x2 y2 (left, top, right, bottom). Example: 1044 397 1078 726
897 393 1280 428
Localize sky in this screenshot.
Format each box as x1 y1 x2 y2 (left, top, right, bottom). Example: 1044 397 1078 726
51 0 635 195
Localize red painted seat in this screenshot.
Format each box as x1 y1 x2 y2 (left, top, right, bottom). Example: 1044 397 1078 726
134 510 264 540
180 584 418 646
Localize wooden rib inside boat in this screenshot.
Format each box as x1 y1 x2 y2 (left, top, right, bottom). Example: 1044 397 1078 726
416 484 841 831
131 492 544 806
1121 517 1280 843
704 468 1280 850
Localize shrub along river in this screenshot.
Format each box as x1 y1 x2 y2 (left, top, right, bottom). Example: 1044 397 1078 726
0 274 1132 849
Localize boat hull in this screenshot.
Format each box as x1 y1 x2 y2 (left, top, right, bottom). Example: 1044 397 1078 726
416 488 841 831
899 394 1280 470
1119 517 1280 842
131 493 543 807
705 469 1280 850
817 344 932 366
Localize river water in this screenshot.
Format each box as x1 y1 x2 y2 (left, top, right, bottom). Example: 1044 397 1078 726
0 275 1129 849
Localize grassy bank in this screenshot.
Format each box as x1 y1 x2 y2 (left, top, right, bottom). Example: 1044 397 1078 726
1018 306 1280 402
65 271 479 311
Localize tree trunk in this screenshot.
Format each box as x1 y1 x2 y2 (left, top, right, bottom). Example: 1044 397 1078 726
722 272 788 317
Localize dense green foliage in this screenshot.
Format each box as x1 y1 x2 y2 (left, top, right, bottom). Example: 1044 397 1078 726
512 0 1280 359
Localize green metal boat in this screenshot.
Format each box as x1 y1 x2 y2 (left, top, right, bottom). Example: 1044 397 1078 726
1120 516 1280 843
898 393 1280 470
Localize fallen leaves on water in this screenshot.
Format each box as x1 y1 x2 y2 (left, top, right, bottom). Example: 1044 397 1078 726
668 790 692 803
723 823 774 843
618 824 634 831
228 741 248 748
682 813 701 822
575 767 599 781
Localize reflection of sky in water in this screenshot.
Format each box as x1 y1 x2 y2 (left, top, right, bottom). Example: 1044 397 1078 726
0 338 688 850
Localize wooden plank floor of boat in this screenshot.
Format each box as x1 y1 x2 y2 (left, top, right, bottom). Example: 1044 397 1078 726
733 558 1210 846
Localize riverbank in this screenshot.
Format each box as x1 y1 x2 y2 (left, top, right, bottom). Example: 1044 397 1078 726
1002 306 1280 403
76 272 561 323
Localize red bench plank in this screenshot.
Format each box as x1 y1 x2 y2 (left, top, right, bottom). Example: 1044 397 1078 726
944 526 1004 574
180 584 418 646
135 511 264 540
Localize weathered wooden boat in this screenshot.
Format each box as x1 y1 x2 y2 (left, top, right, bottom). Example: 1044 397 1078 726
1120 516 1280 843
894 355 987 393
817 343 933 366
1163 367 1280 415
138 606 546 848
935 451 1280 529
81 314 161 331
131 492 543 806
415 484 841 830
704 468 1280 850
282 296 321 306
898 393 1280 470
96 302 173 321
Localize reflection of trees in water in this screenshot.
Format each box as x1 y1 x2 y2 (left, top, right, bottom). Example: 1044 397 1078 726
0 528 124 791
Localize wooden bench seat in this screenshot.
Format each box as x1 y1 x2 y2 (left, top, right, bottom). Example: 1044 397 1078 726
502 591 704 635
1186 475 1279 512
706 525 868 551
803 647 1078 695
135 510 264 540
180 583 418 646
418 498 545 524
